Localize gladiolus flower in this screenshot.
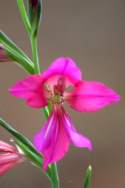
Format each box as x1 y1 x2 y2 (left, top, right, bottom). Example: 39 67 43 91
0 140 24 176
9 57 120 170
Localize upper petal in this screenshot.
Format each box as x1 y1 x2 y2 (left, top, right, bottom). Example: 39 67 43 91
42 57 82 85
66 81 120 112
9 75 47 108
34 107 70 170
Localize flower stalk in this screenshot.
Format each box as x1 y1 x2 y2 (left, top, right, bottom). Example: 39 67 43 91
30 42 60 188
28 1 60 186
30 39 60 188
16 0 60 186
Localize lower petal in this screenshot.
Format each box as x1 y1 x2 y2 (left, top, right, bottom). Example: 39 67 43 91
63 110 92 150
34 108 70 170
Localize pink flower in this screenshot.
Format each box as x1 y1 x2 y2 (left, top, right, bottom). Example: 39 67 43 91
9 57 120 170
0 140 24 176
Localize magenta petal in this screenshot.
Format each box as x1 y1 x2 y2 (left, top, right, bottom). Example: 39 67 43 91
67 81 120 112
9 75 47 108
34 106 92 170
63 111 92 150
34 108 70 170
42 57 82 83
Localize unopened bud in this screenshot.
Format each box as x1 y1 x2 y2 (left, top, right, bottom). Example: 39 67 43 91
28 0 42 36
0 45 10 62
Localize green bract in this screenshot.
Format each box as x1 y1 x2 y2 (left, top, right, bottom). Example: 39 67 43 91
83 165 92 188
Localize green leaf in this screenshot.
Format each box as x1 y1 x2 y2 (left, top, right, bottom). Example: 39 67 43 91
83 165 92 188
0 117 52 180
0 31 34 74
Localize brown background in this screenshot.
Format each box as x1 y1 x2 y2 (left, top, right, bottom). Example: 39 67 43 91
0 0 124 187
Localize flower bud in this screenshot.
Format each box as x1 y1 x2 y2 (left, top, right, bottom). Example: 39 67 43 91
0 45 10 62
0 140 24 176
28 0 42 36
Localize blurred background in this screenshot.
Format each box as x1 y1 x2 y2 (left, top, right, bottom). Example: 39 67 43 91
0 0 124 187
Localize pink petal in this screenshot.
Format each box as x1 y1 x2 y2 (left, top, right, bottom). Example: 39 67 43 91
42 57 82 85
62 110 92 150
0 141 24 176
0 141 16 153
0 153 21 165
9 75 47 108
0 152 23 176
0 162 19 176
34 107 70 170
67 81 120 112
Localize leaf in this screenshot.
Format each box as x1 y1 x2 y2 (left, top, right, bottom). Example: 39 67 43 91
0 31 34 74
83 165 92 188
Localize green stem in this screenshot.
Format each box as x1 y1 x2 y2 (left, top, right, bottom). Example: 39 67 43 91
30 36 40 74
49 164 60 188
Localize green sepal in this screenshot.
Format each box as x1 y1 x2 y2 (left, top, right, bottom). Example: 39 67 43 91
0 31 34 74
83 165 92 188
